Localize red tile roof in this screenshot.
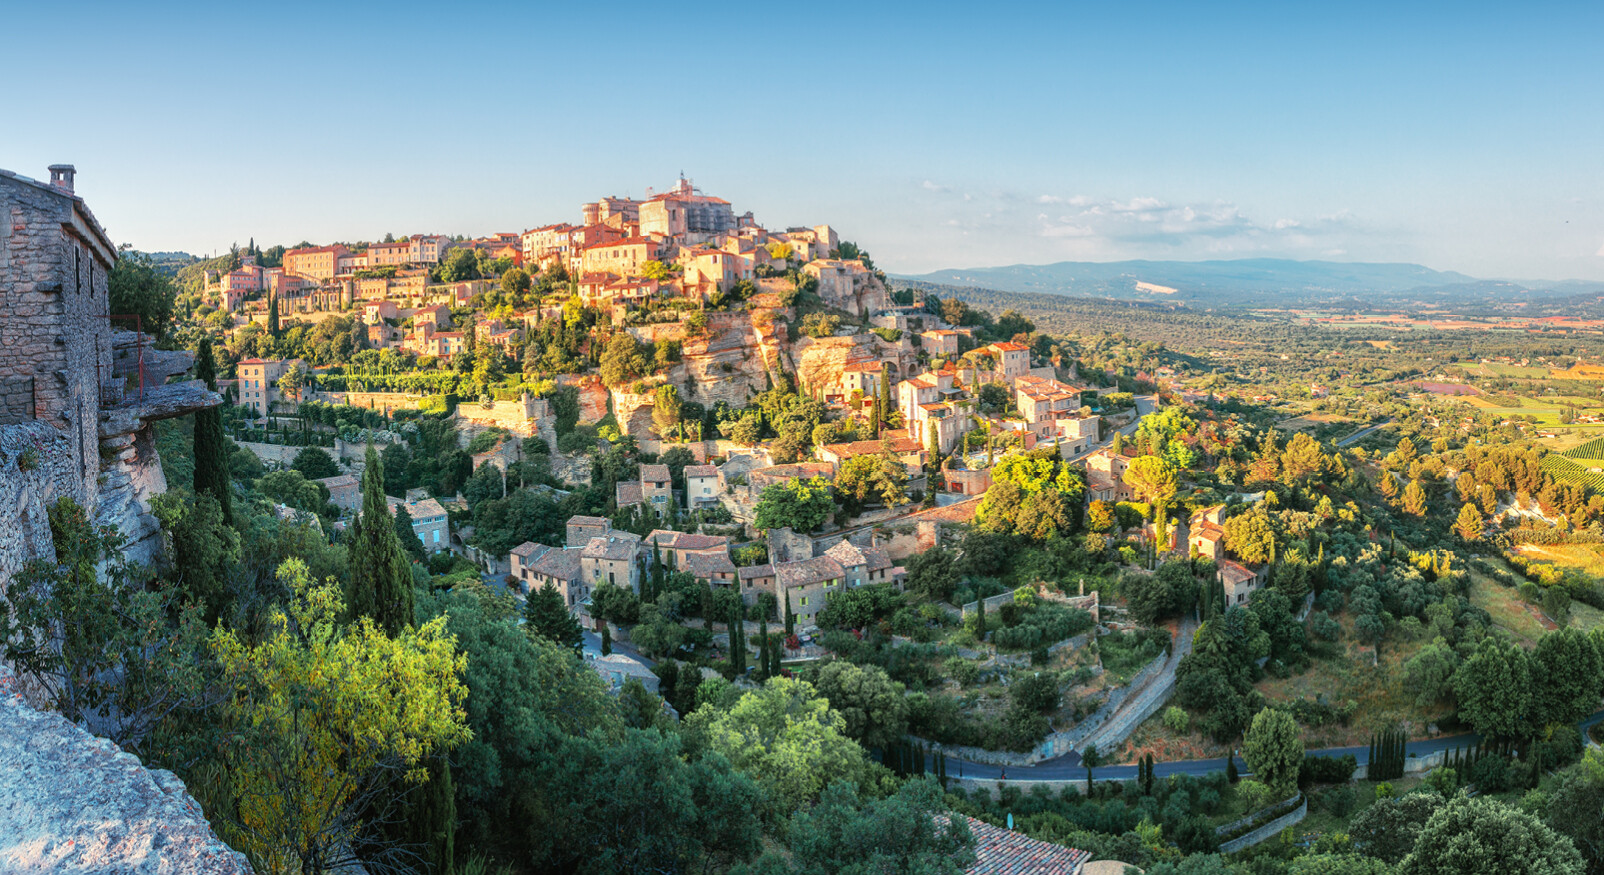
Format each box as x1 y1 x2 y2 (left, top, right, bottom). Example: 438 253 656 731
962 816 1091 875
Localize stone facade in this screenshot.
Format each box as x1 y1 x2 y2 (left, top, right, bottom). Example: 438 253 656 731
0 166 222 604
0 167 116 515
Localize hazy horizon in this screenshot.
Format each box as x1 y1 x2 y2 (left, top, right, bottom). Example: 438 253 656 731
10 1 1604 280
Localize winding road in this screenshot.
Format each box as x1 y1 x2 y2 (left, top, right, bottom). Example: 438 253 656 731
938 711 1604 783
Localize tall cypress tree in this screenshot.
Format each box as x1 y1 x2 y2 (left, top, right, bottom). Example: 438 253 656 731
267 290 280 337
731 602 747 676
784 589 795 636
347 447 451 872
349 445 414 636
755 614 770 681
192 338 233 526
877 364 893 431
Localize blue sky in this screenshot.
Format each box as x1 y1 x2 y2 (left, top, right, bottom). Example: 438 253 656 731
10 1 1604 280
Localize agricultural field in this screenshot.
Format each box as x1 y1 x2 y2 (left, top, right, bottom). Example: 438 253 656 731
1541 456 1604 491
1476 362 1553 378
1560 437 1604 464
1466 556 1604 642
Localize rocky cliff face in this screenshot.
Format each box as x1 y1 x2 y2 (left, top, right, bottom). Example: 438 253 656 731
791 333 916 398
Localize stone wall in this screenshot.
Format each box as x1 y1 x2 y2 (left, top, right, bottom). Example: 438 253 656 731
1 171 115 529
0 663 251 874
1218 795 1307 853
0 421 78 605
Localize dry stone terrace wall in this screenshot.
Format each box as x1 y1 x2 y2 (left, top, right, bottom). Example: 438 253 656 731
0 664 251 874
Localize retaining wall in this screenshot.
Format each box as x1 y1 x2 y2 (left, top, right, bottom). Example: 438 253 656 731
1218 796 1308 853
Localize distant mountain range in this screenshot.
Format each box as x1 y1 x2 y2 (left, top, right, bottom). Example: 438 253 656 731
895 258 1604 312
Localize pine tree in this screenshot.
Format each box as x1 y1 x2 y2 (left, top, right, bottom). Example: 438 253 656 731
348 446 414 636
1403 479 1429 517
191 338 233 527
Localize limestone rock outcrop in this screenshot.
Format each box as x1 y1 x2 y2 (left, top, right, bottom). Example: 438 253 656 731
0 665 251 874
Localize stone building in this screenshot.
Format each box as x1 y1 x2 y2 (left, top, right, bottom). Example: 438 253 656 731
1 164 221 595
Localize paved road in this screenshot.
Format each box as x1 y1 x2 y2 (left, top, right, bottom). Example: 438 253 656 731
939 710 1604 783
1335 418 1394 448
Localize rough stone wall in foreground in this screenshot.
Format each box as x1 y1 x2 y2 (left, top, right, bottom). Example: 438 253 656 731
0 665 251 874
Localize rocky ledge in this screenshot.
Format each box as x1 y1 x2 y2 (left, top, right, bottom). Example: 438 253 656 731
0 665 251 874
99 380 223 438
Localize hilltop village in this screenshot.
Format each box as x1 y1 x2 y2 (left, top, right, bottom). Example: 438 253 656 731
11 166 1604 874
194 176 1168 623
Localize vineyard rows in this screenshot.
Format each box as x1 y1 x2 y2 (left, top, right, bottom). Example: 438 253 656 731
1561 437 1604 460
1542 455 1604 491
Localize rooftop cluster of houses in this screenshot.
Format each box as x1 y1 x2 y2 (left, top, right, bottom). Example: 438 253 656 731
510 515 905 633
202 176 884 344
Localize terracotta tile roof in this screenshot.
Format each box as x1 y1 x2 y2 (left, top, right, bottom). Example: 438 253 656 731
774 556 846 589
616 480 643 506
568 515 610 528
738 564 775 580
821 437 922 458
684 465 718 479
530 547 582 581
825 540 890 573
510 541 545 557
584 535 642 562
962 816 1090 875
1219 559 1258 585
683 551 737 579
640 464 671 484
988 342 1030 352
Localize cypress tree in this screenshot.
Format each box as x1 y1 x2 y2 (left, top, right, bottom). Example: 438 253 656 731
877 364 893 431
784 589 795 636
349 445 414 635
975 594 987 642
756 614 770 681
731 602 747 676
938 751 948 789
191 338 233 527
600 620 612 656
267 290 280 337
770 631 782 677
403 757 455 875
703 583 715 632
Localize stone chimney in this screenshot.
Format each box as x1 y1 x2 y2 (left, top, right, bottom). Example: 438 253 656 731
48 164 75 193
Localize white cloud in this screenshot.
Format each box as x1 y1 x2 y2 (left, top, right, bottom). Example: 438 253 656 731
921 180 949 193
1596 240 1604 257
